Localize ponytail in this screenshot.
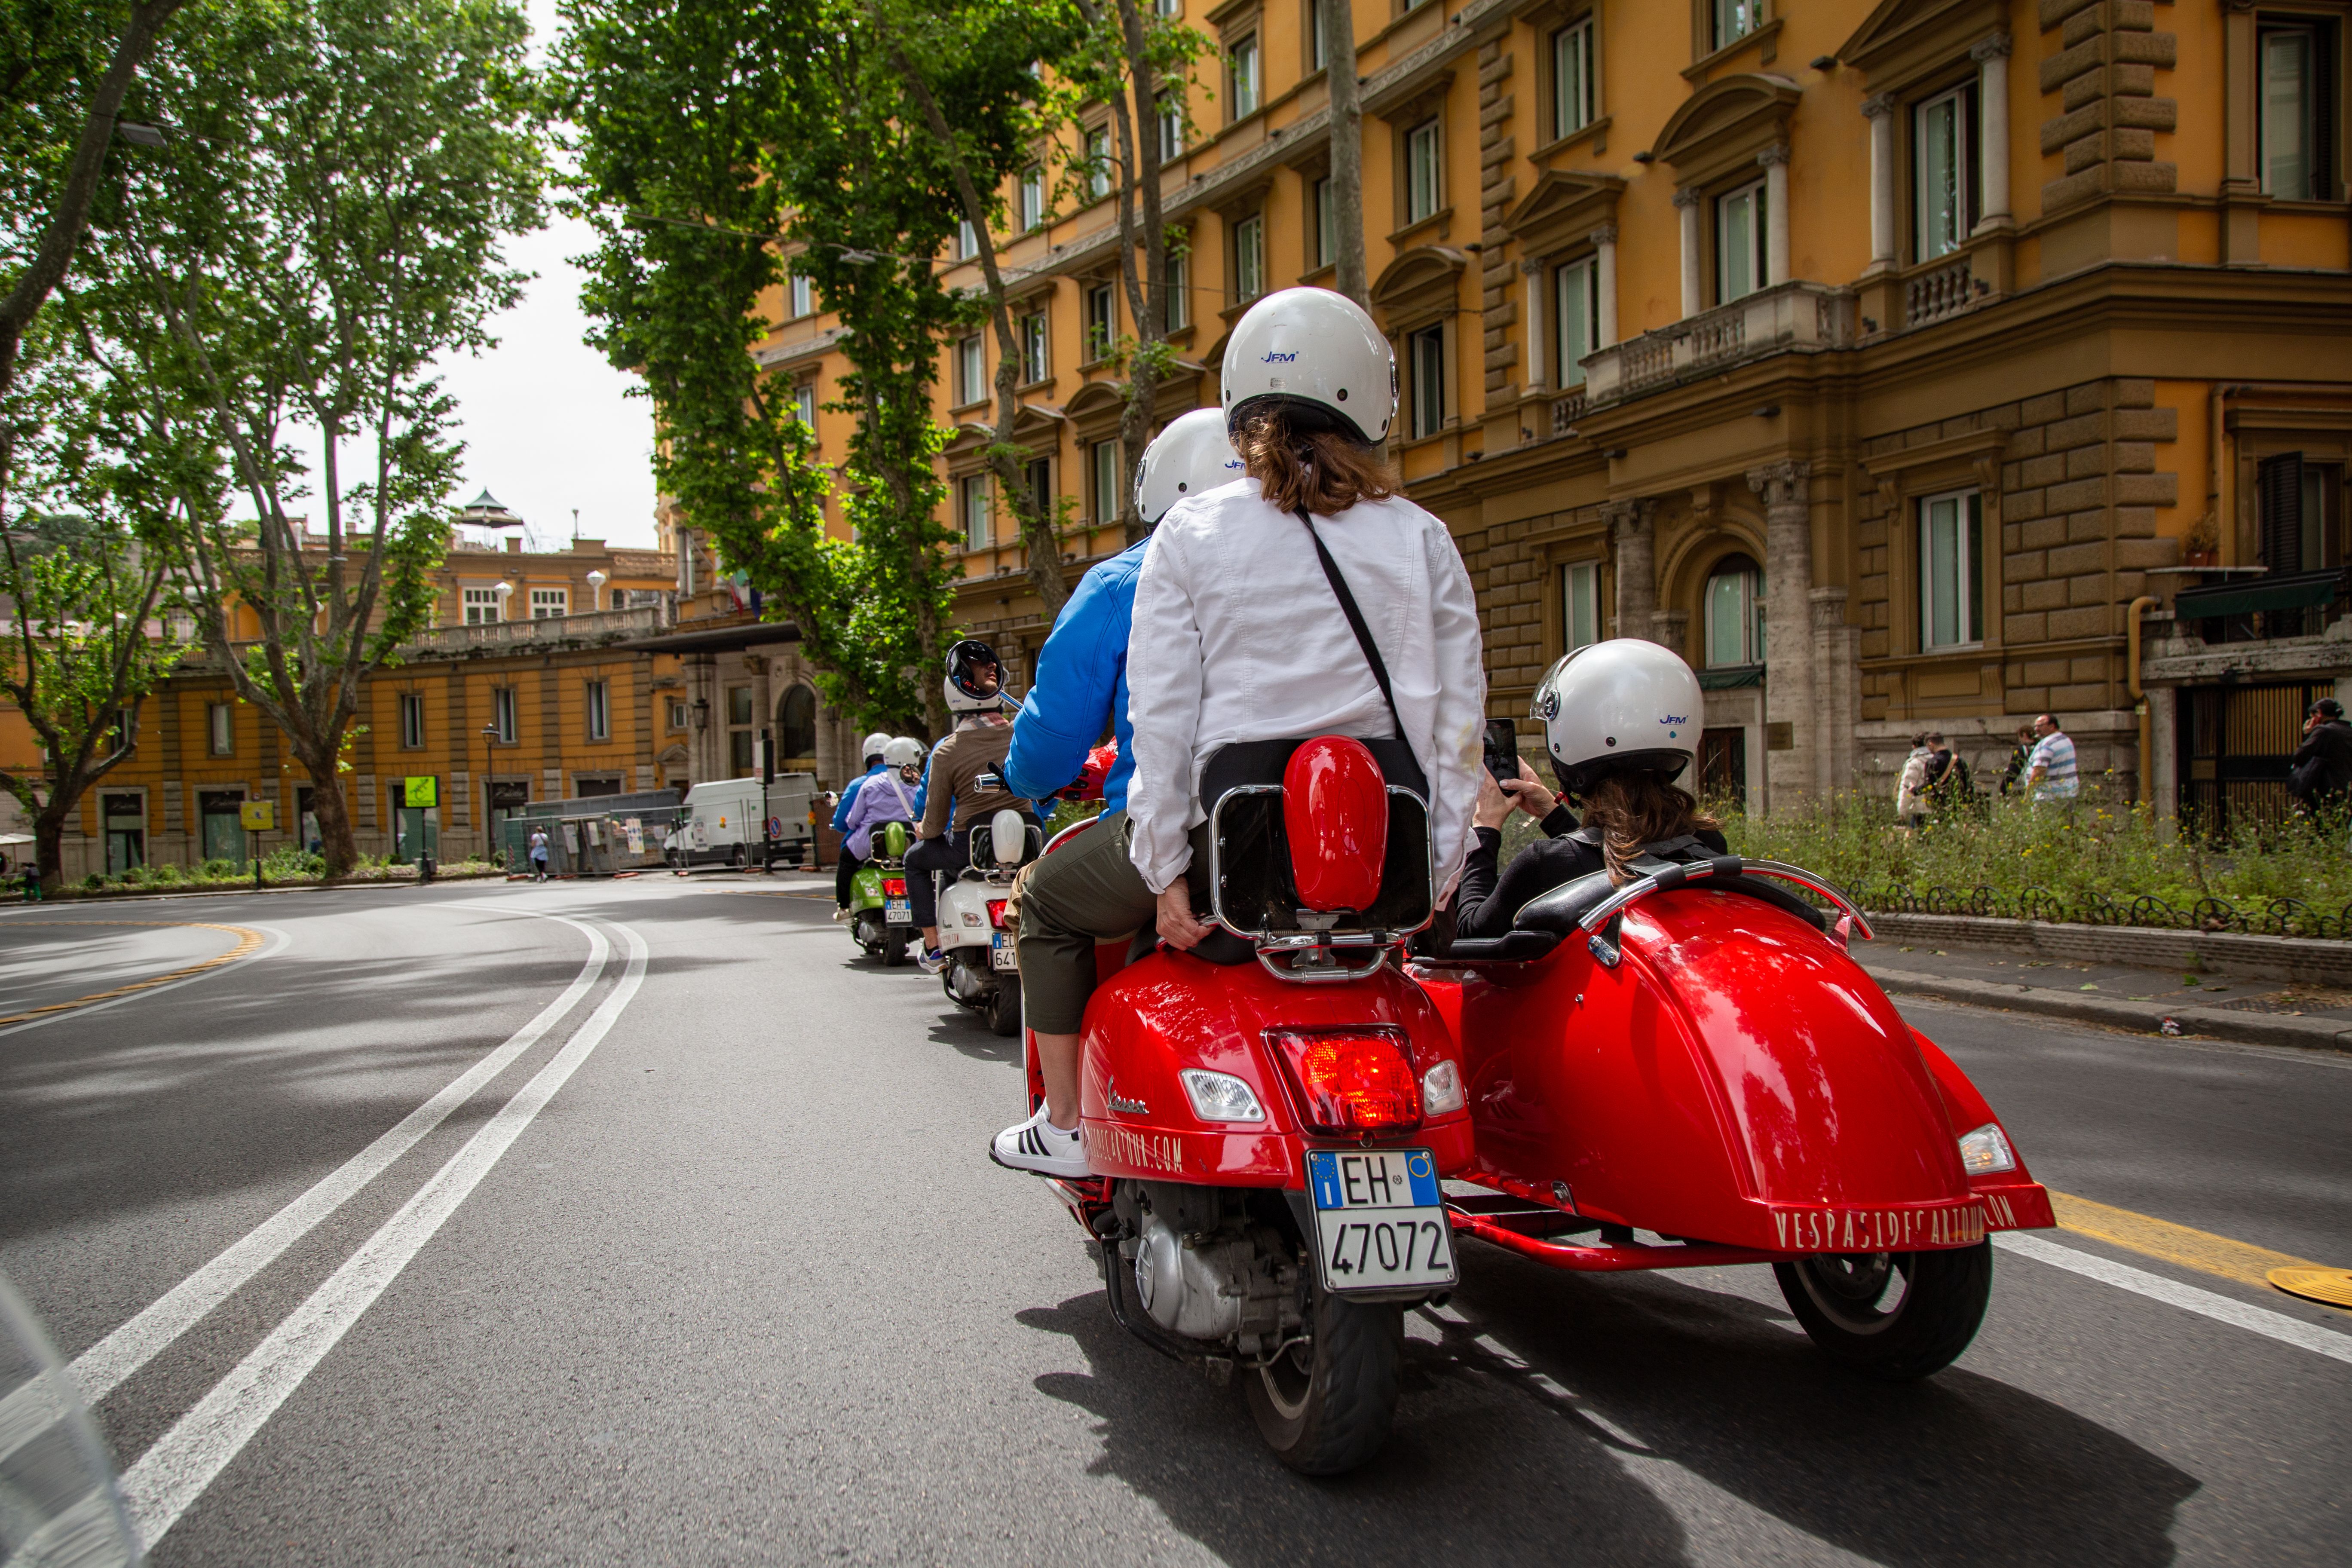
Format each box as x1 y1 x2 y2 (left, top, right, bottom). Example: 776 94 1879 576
1579 772 1720 886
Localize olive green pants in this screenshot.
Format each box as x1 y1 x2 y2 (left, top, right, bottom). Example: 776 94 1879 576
1017 810 1210 1034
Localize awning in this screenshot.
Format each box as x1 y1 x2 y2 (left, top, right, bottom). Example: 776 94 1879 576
2172 569 2343 621
1698 663 1765 690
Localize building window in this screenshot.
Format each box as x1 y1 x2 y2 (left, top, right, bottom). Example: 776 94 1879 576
668 699 688 731
1085 282 1115 360
208 701 233 756
1554 256 1597 387
1028 457 1054 524
1409 325 1445 440
1229 35 1260 121
1165 240 1190 329
585 679 610 741
1405 119 1442 223
779 685 817 760
1914 83 1978 260
957 216 979 259
1085 125 1112 200
1917 490 1985 649
961 475 992 552
1309 0 1325 70
1564 560 1601 651
400 692 425 749
1157 93 1184 162
1018 165 1045 230
957 334 986 404
462 586 499 625
2259 20 2335 201
789 271 814 318
493 686 519 744
792 383 817 427
1553 18 1595 138
1155 0 1179 15
726 685 755 778
530 588 567 619
1314 175 1335 267
2259 452 2347 574
1091 438 1120 523
1704 557 1765 668
1020 309 1049 383
1231 214 1264 304
1711 0 1759 52
1717 177 1767 303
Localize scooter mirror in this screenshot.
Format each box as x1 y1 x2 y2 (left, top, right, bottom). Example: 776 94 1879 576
989 808 1027 869
1283 735 1387 913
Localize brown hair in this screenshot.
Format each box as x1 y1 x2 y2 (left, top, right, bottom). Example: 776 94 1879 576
1581 772 1721 886
1234 407 1399 516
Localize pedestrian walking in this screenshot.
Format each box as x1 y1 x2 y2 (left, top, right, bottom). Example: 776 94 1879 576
527 827 550 881
1923 729 1973 816
1894 733 1932 833
2024 713 2079 804
1997 723 2035 796
2288 697 2352 824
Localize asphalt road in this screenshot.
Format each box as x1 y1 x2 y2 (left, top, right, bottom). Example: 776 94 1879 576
2 876 2346 1566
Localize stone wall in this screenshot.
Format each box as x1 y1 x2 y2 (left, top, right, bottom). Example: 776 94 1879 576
2037 0 2180 212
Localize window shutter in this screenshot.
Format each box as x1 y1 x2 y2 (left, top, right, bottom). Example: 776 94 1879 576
2260 451 2306 573
2319 22 2339 198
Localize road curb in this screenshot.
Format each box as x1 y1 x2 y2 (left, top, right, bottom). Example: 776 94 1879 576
1864 965 2352 1053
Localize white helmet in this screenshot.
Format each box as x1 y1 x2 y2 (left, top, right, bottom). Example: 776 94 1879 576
1530 639 1705 798
1219 286 1397 446
882 736 925 769
1134 407 1245 526
858 732 891 766
943 637 1012 715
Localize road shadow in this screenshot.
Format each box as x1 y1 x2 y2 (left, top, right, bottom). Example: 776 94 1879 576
1021 1243 2197 1568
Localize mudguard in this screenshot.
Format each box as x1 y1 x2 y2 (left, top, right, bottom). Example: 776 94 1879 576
1434 886 2052 1253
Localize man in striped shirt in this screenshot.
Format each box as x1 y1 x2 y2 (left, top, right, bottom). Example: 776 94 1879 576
2026 713 2079 803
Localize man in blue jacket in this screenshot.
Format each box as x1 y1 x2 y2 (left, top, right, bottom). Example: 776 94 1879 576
831 731 892 919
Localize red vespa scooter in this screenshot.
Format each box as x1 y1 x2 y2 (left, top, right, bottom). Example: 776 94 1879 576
1014 736 1473 1473
1412 849 2057 1380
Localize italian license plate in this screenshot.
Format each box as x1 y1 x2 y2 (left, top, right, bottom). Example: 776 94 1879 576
990 931 1018 971
1306 1148 1456 1294
885 898 912 925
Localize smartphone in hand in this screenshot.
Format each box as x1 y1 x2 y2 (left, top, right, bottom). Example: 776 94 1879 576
1482 720 1521 784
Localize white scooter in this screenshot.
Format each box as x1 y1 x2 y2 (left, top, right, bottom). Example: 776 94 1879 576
934 807 1040 1037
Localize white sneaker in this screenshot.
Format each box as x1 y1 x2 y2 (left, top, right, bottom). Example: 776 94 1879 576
830 906 849 922
991 1108 1090 1178
915 947 948 975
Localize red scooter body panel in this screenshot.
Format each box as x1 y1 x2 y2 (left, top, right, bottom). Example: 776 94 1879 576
1078 947 1474 1186
1433 887 2049 1254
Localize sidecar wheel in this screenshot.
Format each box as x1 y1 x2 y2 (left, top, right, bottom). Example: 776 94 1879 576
1245 1288 1402 1475
986 979 1021 1037
1773 1242 1992 1381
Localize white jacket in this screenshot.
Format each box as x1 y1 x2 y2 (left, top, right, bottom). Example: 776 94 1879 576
1124 478 1486 895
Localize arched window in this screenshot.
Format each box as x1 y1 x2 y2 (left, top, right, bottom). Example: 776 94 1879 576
778 685 818 761
1703 554 1765 668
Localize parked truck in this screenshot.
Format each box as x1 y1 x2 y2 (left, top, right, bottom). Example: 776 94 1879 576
672 775 817 870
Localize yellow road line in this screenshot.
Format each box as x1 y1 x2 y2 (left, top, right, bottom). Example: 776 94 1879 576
2051 1190 2341 1307
0 922 267 1028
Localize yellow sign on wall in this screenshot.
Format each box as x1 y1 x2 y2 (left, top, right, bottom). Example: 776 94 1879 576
403 776 438 808
238 800 275 832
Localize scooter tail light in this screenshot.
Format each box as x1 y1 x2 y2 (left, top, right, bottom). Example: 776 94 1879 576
1958 1121 2016 1176
882 877 907 897
986 899 1008 929
1266 1026 1421 1134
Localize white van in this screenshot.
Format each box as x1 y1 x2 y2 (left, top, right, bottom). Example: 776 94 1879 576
676 775 816 869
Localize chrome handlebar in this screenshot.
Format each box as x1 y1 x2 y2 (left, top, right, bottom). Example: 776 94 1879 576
1578 857 1873 968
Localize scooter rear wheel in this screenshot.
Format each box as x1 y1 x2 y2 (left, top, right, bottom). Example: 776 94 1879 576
985 978 1021 1037
882 932 910 966
1244 1287 1403 1475
1773 1242 1992 1381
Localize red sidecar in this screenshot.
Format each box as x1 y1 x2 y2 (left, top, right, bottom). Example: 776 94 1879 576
1413 856 2055 1379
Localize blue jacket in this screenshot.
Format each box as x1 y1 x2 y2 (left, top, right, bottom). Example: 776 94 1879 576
1006 539 1144 814
830 760 887 831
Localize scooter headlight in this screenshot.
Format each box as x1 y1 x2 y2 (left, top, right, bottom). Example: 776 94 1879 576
1179 1069 1265 1124
1957 1122 2016 1176
1420 1059 1465 1116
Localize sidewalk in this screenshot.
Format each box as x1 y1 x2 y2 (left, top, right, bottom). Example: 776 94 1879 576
1854 940 2352 1053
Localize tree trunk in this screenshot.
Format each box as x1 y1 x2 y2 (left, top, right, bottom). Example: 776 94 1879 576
1110 0 1170 546
1319 0 1367 308
296 739 358 876
33 798 67 891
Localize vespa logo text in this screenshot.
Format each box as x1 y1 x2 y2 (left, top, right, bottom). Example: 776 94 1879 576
1260 350 1298 363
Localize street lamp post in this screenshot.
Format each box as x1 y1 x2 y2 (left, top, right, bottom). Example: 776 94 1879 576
481 721 500 866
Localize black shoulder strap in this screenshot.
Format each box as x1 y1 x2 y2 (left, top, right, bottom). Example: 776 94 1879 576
1295 508 1406 743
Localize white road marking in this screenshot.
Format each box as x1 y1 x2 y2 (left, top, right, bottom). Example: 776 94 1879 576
1995 1231 2352 1366
57 915 605 1416
119 920 649 1550
0 926 292 1041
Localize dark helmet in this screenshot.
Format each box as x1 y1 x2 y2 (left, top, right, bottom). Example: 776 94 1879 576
944 638 1008 715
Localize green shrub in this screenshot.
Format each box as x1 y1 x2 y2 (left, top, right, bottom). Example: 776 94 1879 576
199 858 239 879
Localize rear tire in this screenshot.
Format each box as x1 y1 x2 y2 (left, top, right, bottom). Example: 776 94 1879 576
882 932 910 967
1773 1243 1992 1381
1244 1286 1403 1475
986 978 1021 1037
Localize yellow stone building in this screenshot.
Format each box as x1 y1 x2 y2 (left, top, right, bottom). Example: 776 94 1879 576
747 0 2349 824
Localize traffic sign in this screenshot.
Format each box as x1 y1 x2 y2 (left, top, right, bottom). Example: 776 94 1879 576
239 801 275 832
403 776 438 808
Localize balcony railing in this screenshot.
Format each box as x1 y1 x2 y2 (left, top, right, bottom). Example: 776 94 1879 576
1550 387 1587 434
1905 253 1978 328
1579 281 1858 410
406 603 666 654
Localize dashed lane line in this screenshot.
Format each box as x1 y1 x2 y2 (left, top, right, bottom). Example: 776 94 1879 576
0 922 266 1030
120 920 650 1551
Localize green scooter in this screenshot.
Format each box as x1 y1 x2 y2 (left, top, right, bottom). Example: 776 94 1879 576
848 820 914 965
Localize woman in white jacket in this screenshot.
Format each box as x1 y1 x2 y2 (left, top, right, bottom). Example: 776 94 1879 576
995 287 1486 1177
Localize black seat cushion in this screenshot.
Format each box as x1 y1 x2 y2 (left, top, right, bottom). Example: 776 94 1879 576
1513 856 1828 937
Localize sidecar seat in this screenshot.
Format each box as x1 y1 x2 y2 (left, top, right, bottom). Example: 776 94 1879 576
1440 844 1826 963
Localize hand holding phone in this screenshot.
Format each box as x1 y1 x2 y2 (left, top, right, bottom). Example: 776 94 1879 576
1482 720 1521 784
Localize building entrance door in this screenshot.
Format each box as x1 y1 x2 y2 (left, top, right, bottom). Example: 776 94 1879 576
2177 680 2334 834
198 791 245 867
102 793 144 874
1699 727 1748 810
